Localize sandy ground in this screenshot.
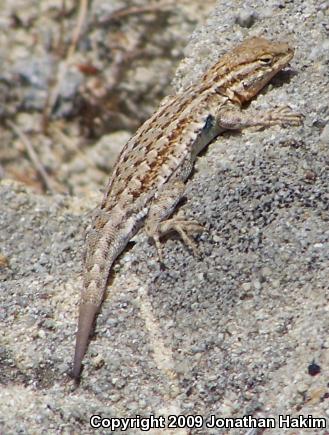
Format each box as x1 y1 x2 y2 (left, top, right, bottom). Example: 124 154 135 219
1 0 329 434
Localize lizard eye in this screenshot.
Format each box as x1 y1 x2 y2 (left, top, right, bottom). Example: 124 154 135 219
259 55 273 65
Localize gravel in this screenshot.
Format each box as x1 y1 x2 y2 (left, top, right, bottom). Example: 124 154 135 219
1 0 329 434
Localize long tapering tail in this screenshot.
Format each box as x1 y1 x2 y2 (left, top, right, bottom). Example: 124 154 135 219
72 212 141 381
71 302 99 381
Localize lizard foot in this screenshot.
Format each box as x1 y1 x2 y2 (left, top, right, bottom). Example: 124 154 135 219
147 218 204 263
264 106 304 127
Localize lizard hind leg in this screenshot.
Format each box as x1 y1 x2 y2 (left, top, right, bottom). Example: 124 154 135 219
145 179 203 263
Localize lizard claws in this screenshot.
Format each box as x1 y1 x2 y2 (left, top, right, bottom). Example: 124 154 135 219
268 106 304 126
148 218 204 263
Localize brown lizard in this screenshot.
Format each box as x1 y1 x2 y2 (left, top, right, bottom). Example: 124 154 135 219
72 37 302 381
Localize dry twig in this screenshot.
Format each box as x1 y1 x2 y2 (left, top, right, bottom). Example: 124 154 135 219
6 119 55 193
67 0 88 58
43 0 89 127
102 1 173 22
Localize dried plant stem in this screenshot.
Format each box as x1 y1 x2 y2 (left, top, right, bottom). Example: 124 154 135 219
6 119 55 193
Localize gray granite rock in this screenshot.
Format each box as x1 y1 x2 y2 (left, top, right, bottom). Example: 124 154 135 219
1 0 328 434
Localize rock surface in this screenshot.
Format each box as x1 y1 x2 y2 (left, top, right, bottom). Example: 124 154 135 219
1 0 329 434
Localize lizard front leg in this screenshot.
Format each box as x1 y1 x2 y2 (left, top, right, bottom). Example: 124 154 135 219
145 179 203 263
217 105 303 130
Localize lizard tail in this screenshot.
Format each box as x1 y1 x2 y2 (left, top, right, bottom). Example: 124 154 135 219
71 302 99 381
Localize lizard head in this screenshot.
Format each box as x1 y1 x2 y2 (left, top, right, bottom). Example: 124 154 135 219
203 37 294 104
231 37 294 103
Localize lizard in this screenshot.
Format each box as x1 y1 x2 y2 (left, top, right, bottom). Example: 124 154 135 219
71 36 302 382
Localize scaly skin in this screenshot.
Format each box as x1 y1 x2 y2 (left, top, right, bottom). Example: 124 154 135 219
72 37 302 381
